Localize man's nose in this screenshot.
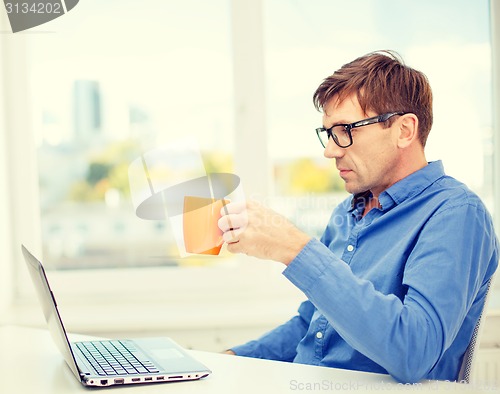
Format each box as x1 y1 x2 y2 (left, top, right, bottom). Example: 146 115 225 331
323 137 345 159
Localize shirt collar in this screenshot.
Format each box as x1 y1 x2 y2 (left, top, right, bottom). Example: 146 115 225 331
350 190 372 211
349 161 446 213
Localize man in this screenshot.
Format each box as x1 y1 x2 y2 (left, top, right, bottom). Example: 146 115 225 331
217 51 498 383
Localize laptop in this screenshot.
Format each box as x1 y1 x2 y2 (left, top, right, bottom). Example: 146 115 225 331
21 245 211 387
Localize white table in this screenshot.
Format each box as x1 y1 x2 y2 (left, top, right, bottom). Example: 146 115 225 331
0 326 498 393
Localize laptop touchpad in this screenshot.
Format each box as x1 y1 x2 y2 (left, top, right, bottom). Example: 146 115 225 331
151 348 185 360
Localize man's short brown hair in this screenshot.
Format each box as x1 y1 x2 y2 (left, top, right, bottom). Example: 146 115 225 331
313 51 433 147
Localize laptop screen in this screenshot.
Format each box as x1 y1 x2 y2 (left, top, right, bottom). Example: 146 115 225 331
22 245 82 381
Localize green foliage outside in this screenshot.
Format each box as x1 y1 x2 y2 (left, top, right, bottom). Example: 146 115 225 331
274 157 345 195
68 140 142 202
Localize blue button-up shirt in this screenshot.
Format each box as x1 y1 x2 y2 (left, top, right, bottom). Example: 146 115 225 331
231 161 498 383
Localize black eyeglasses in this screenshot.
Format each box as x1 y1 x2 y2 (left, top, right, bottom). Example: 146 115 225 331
315 112 407 148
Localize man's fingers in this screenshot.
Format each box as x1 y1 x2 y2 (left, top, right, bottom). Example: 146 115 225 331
218 213 247 232
220 201 246 216
226 237 244 253
222 227 244 243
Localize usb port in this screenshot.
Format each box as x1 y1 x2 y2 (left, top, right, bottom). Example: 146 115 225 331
145 377 153 381
131 378 141 382
156 376 165 381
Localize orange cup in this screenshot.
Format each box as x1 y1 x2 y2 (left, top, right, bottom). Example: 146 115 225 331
183 196 229 255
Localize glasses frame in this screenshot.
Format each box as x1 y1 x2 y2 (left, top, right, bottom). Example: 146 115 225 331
315 112 407 148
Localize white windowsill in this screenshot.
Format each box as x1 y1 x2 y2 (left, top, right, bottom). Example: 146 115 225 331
6 255 500 347
6 254 307 335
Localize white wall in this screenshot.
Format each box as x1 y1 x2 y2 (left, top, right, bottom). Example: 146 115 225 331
0 7 14 322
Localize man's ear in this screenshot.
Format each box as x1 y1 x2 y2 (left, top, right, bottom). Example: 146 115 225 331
397 114 419 148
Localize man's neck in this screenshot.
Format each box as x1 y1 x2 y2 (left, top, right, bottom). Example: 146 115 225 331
361 154 428 218
362 196 381 218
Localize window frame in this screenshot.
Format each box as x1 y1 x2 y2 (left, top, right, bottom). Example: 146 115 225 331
490 0 500 306
492 0 500 236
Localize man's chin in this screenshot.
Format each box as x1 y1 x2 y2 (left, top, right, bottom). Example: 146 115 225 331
344 183 365 195
343 182 356 194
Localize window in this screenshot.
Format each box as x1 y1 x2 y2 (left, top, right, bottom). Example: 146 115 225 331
5 0 305 333
29 0 234 270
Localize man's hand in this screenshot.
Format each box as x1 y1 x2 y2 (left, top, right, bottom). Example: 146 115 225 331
218 200 311 265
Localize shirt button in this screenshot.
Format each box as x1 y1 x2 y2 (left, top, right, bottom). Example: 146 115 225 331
316 332 323 339
347 245 354 252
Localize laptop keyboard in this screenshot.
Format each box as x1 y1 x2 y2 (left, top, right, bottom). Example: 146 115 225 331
76 340 161 376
